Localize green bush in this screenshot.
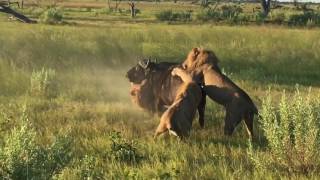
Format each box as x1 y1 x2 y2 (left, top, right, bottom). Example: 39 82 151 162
235 13 251 24
270 12 286 24
78 155 104 179
155 10 192 22
249 88 320 174
220 5 243 19
30 68 59 99
254 12 266 24
40 8 63 24
196 9 221 22
197 5 243 23
109 131 143 165
288 11 320 26
0 106 73 179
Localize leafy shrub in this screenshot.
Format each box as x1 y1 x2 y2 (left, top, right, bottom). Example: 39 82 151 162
156 10 172 21
254 12 266 24
78 155 104 179
235 14 251 24
40 8 63 24
155 10 192 22
270 12 286 24
0 106 73 179
134 9 141 15
288 11 320 26
220 5 243 19
249 88 320 174
196 9 221 22
109 131 143 165
86 7 92 12
30 68 59 98
197 5 243 23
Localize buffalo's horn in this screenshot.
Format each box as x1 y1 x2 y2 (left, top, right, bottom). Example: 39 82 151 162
138 59 150 69
145 59 150 67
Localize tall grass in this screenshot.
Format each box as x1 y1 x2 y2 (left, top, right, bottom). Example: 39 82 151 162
249 88 320 174
0 22 319 85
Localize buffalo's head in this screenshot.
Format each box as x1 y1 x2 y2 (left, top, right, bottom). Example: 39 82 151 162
126 59 155 84
126 58 158 111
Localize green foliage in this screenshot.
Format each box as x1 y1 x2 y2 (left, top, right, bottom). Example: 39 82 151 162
270 12 286 24
253 12 266 24
30 68 58 99
196 9 221 21
0 106 73 179
109 131 143 165
220 5 243 19
234 13 251 24
197 5 243 23
155 10 192 22
288 11 320 26
40 8 63 24
78 155 104 179
249 88 320 174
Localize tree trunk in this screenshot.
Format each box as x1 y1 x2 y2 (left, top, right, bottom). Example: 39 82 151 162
293 0 298 7
107 0 111 10
261 0 271 17
114 0 120 11
129 2 135 18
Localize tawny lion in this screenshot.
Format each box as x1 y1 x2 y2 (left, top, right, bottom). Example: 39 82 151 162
182 48 258 137
154 67 202 139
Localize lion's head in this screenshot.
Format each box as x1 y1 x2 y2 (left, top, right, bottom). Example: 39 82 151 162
182 48 219 70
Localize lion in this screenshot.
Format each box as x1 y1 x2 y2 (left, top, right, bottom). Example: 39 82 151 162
126 59 206 127
182 48 258 137
154 67 202 138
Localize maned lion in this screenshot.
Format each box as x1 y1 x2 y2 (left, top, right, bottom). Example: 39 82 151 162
154 67 202 138
126 59 206 127
182 48 258 137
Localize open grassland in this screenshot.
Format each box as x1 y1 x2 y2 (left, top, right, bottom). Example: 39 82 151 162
0 22 320 179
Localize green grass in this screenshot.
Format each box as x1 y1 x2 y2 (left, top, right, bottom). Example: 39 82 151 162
0 22 320 179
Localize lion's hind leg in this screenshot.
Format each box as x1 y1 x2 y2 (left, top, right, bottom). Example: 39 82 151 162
154 106 174 139
154 122 168 139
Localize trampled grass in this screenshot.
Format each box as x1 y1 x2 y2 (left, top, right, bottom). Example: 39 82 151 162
0 22 320 179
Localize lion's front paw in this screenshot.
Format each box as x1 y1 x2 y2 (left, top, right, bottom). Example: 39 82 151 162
171 67 184 76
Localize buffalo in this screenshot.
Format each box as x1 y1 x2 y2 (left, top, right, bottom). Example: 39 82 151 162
126 59 206 128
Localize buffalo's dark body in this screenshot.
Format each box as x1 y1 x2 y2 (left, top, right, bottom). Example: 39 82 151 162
126 61 206 127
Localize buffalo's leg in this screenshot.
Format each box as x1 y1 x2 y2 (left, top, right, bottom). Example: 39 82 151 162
198 91 206 128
